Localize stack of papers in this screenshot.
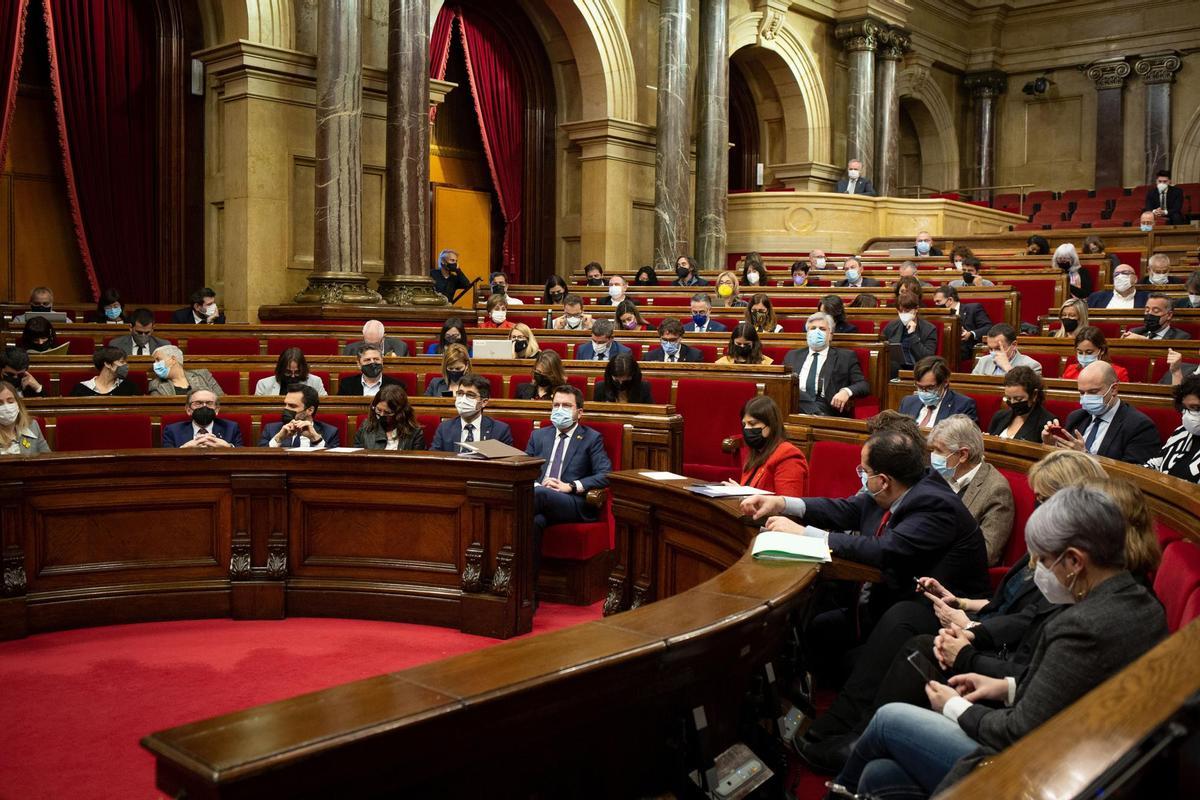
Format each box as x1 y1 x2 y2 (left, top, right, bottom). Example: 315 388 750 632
688 484 772 498
752 531 832 563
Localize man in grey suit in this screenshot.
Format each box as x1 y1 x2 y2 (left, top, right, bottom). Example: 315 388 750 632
783 312 870 416
971 324 1043 376
342 319 409 357
834 159 877 197
107 308 171 356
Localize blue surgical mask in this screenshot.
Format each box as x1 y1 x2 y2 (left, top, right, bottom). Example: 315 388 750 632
661 339 681 356
550 407 575 430
1080 389 1110 417
916 240 931 254
845 268 861 283
104 305 122 320
692 313 708 328
917 388 941 407
1140 224 1153 233
1076 353 1098 368
930 452 957 482
153 360 170 379
806 329 828 351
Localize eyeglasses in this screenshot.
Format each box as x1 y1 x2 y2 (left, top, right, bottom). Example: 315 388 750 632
188 401 218 409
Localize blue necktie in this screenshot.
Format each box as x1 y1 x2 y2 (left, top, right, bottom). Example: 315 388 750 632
545 432 568 481
1084 416 1103 451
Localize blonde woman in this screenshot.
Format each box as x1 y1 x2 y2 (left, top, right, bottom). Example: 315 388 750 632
0 383 50 455
510 323 541 358
714 270 748 308
1053 297 1088 338
424 343 470 397
1084 477 1162 586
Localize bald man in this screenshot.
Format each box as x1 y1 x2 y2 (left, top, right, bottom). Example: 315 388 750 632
1040 360 1160 464
342 320 409 357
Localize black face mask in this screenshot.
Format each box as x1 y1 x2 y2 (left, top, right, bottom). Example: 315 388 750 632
27 341 53 352
514 339 528 353
361 363 383 379
491 283 505 295
1062 317 1079 334
676 266 690 280
447 369 465 384
379 414 397 431
281 409 299 425
733 343 753 357
30 304 52 313
2 374 21 389
587 278 604 286
533 373 552 387
1008 400 1032 417
444 335 462 346
191 407 217 427
549 292 565 303
1056 261 1073 271
962 272 976 285
1143 314 1162 332
743 427 767 450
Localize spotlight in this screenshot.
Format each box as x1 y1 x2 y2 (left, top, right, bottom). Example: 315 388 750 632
1022 76 1053 95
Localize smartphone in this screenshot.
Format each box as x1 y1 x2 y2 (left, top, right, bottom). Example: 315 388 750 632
1047 423 1070 440
907 650 939 683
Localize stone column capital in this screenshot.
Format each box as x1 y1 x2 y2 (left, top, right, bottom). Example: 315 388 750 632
1134 52 1182 85
877 28 911 61
835 18 887 53
964 70 1008 98
1085 58 1131 90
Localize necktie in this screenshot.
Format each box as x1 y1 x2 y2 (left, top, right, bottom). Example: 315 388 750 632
918 405 935 428
291 433 301 448
545 432 569 481
1161 190 1167 210
464 423 475 443
806 352 820 395
849 179 856 195
135 345 144 356
197 428 208 437
1084 416 1103 451
874 509 892 538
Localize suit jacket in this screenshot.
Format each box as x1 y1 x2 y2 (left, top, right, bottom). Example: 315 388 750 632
1172 296 1200 310
161 417 244 448
834 176 877 196
782 347 870 416
593 380 653 404
683 319 727 333
672 276 709 287
987 404 1057 443
354 424 425 451
971 351 1044 376
1143 184 1185 225
338 374 403 396
1066 267 1094 300
107 333 171 356
1063 401 1162 464
171 307 226 324
801 470 990 611
514 382 553 400
882 318 939 370
643 344 705 363
898 388 979 425
957 462 1015 566
741 440 808 496
1087 289 1149 309
3 422 50 455
430 415 514 452
342 338 409 357
835 277 882 288
148 369 224 396
954 303 993 362
1160 362 1198 384
259 419 340 448
1127 324 1190 340
525 424 613 521
575 340 633 361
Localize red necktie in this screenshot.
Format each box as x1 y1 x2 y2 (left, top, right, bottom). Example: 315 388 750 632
874 509 892 538
918 406 934 428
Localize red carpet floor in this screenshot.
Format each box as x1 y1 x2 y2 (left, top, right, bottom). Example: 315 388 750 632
0 603 600 800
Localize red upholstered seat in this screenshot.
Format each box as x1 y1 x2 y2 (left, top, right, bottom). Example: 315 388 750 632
58 336 97 355
1093 186 1125 201
416 414 441 447
1024 351 1061 378
1140 406 1182 443
965 390 1004 430
504 416 535 450
1155 520 1185 550
382 371 417 395
643 377 671 404
566 373 590 397
55 414 152 451
994 468 1036 589
689 344 718 362
542 419 624 561
993 193 1020 209
807 441 863 499
1153 541 1200 632
1026 190 1057 207
1042 397 1078 424
184 338 260 355
1013 222 1046 231
161 412 253 446
676 378 759 481
1110 354 1151 383
209 371 241 395
761 345 792 364
57 370 96 397
1061 189 1091 202
266 338 339 356
153 309 175 324
538 340 569 358
621 342 642 359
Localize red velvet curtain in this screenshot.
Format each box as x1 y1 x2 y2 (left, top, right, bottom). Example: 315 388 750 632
429 6 455 82
42 0 158 302
0 0 29 169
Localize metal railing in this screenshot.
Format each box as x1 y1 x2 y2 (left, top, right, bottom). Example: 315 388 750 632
898 183 1037 214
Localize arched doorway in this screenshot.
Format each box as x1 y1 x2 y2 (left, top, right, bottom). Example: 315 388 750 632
898 102 923 195
729 63 760 191
731 45 809 189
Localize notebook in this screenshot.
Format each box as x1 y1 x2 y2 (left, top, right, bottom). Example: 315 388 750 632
751 530 832 563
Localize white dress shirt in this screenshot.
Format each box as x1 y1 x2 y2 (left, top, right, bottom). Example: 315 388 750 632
361 376 383 397
460 414 483 445
1082 399 1121 454
542 423 585 493
796 348 826 394
1106 292 1136 309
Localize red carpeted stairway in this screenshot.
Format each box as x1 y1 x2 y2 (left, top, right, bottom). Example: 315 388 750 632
0 603 600 800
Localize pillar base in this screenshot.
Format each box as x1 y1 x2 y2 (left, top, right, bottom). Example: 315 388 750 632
293 272 383 304
376 275 451 306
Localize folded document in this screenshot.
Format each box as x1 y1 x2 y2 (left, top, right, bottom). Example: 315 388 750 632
752 530 832 563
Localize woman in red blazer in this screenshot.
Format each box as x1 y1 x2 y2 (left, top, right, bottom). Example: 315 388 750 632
1060 325 1130 382
735 396 809 496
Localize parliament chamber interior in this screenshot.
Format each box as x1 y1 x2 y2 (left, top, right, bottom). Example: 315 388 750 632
3 0 1200 798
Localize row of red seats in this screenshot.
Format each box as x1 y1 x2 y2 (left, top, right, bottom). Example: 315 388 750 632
997 184 1200 228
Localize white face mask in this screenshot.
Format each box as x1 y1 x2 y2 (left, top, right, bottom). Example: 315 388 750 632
1183 409 1200 436
1149 273 1169 285
455 395 479 418
204 304 218 318
898 312 915 325
490 310 507 324
1113 274 1134 293
1158 181 1169 190
608 284 624 298
1190 294 1200 307
813 258 826 270
746 271 760 285
847 169 860 180
0 403 19 426
1033 556 1077 605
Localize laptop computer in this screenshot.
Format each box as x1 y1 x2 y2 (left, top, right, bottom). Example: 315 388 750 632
472 339 514 359
888 247 916 259
17 311 71 324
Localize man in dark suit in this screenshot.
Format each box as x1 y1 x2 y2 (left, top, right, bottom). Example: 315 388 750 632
161 389 243 448
783 312 870 416
337 346 404 396
342 320 409 356
171 287 226 324
934 285 992 364
1041 360 1161 464
881 296 938 375
913 231 943 258
108 308 171 356
834 159 877 197
898 355 979 427
1144 170 1186 225
575 319 633 361
259 384 340 449
644 318 705 363
431 248 472 302
683 293 726 333
835 257 881 288
431 373 514 452
525 385 613 583
1122 293 1192 341
1088 263 1148 309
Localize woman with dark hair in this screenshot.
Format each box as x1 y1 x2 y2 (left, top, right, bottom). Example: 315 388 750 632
633 266 658 286
542 275 569 304
715 322 771 365
1144 373 1200 483
515 350 567 400
1081 234 1120 271
745 294 783 334
593 352 652 403
1061 325 1130 381
947 245 974 270
820 295 858 334
1024 234 1050 256
255 347 327 396
90 288 127 324
733 395 807 496
68 346 139 396
354 384 424 450
850 293 879 309
426 317 470 355
615 299 649 332
741 252 766 288
20 317 59 353
987 366 1055 442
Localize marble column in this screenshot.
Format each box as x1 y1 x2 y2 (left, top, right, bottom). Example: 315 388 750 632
873 29 909 197
964 71 1007 202
653 0 693 271
295 0 380 304
693 0 729 274
1085 58 1130 189
1134 52 1183 180
835 19 884 182
377 0 445 305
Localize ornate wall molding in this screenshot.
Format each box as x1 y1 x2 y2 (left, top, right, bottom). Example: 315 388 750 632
877 28 911 61
1134 52 1182 85
895 62 961 194
1085 58 1131 91
964 70 1008 98
835 17 887 53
